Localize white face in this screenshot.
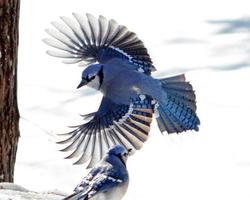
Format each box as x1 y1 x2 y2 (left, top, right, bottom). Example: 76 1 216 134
120 150 130 164
87 75 100 90
121 154 128 163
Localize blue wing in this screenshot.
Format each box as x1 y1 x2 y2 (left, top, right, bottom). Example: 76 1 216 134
63 169 125 200
62 166 102 200
57 95 155 167
44 13 155 74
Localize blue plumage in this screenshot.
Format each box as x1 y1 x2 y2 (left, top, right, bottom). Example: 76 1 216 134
62 145 130 200
97 47 154 74
44 13 200 167
156 75 200 133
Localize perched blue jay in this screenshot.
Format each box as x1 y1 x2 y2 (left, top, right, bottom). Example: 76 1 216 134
63 145 130 200
44 13 200 167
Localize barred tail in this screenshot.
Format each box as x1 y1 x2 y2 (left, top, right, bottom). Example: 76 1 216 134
156 75 200 133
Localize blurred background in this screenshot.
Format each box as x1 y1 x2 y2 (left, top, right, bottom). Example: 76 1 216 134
16 0 250 199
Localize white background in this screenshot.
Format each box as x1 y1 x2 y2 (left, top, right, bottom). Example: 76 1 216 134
16 0 250 199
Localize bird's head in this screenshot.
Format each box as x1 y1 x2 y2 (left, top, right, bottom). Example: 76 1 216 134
108 145 132 166
77 63 104 90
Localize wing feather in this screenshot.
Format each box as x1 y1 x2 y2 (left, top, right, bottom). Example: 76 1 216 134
58 95 155 167
45 13 155 74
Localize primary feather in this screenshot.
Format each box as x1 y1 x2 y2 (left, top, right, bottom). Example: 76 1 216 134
44 13 155 74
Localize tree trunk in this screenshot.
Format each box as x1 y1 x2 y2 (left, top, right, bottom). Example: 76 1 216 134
0 0 20 182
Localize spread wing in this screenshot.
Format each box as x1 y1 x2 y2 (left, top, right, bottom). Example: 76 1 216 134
44 13 156 74
58 95 155 167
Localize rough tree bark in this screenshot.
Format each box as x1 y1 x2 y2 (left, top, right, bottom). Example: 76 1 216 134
0 0 20 182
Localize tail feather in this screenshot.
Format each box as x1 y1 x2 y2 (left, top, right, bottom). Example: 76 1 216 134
162 85 196 111
160 74 186 82
156 105 183 133
62 191 88 200
156 75 200 133
161 82 195 96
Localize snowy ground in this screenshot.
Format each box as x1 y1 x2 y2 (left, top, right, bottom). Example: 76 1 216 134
0 182 65 200
13 0 250 199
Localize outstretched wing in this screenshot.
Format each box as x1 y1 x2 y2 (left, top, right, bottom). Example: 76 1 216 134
58 95 155 167
44 13 156 74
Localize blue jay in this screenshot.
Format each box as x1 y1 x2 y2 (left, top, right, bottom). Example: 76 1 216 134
63 145 130 200
44 13 200 167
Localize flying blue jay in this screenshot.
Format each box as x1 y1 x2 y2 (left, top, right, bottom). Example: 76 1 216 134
44 13 200 167
63 145 130 200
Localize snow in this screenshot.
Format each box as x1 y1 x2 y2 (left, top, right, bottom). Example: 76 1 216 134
0 189 63 200
14 0 250 199
0 183 65 200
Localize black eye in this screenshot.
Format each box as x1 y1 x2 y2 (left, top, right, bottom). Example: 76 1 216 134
123 152 128 157
88 75 95 81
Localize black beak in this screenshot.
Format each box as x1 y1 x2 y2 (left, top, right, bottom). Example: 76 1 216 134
77 79 87 89
128 148 133 156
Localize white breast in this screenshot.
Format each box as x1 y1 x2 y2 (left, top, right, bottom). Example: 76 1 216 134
91 181 129 200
